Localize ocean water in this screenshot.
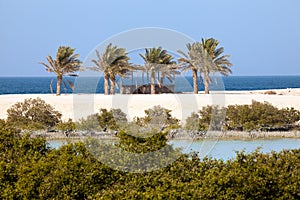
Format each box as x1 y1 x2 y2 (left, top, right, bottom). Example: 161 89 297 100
0 76 300 95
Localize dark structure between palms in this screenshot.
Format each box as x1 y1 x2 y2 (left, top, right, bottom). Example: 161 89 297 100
139 47 176 94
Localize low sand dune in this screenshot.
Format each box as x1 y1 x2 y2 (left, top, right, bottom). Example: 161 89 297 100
1 88 300 122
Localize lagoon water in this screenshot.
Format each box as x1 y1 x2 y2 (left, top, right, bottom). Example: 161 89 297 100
48 138 300 160
169 138 300 160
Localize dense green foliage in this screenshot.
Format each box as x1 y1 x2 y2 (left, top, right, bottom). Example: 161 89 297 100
75 108 127 131
6 98 62 130
185 105 226 131
75 114 101 131
97 108 127 130
226 101 300 131
134 105 179 127
0 122 117 199
185 101 300 131
6 98 300 134
0 121 299 199
55 118 76 133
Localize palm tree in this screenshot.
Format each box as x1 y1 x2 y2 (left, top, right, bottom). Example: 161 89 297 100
90 43 131 95
139 47 175 94
201 38 232 94
178 42 205 94
109 59 133 94
159 64 180 88
39 46 81 96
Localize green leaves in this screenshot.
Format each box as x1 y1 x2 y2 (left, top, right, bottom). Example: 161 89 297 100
1 121 299 199
97 108 128 130
185 105 226 131
6 98 62 130
185 101 300 132
226 101 300 131
134 105 179 129
55 118 76 132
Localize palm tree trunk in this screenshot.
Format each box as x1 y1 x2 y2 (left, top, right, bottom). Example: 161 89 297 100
120 79 123 94
104 74 109 95
160 73 165 87
161 74 166 94
147 71 149 84
110 77 115 95
151 70 155 94
192 69 198 94
204 70 210 94
56 75 62 96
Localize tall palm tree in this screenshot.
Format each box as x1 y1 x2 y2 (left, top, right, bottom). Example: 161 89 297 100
108 58 133 94
139 47 175 94
201 38 232 94
39 46 81 96
178 42 205 94
90 43 131 95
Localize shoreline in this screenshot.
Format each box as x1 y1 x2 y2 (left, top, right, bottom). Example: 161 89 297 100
38 130 300 141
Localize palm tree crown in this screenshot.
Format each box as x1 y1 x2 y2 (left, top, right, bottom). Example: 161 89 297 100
39 46 81 95
178 39 232 94
139 47 176 94
90 43 131 95
201 38 232 93
178 42 209 94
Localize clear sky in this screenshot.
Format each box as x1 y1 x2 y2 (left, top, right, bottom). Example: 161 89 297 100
0 0 299 76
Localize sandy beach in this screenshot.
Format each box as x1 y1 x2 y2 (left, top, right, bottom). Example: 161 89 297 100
1 88 300 122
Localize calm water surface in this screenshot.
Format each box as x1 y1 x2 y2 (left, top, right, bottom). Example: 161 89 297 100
48 138 300 160
2 76 300 94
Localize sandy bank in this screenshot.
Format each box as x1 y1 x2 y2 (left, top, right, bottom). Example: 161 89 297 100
1 88 300 122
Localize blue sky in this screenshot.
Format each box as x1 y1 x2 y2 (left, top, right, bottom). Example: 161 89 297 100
0 0 299 76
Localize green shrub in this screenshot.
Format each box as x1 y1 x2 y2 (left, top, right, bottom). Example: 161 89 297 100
55 118 76 132
75 114 101 131
184 112 206 131
134 105 179 127
6 98 62 130
97 108 127 130
226 101 300 131
185 101 300 131
185 106 226 131
0 123 299 199
74 109 128 131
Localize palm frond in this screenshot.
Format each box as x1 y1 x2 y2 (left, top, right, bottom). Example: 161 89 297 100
62 80 68 93
66 78 75 90
50 79 54 94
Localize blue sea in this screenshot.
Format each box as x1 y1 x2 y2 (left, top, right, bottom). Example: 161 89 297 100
0 76 300 95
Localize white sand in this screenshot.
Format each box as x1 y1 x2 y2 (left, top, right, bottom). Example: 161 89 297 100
1 88 300 122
